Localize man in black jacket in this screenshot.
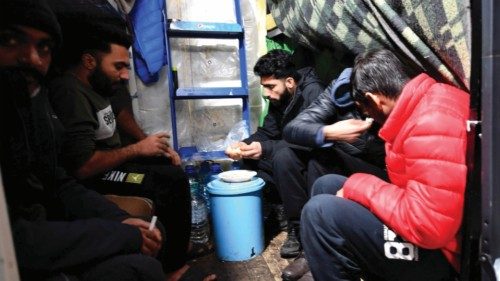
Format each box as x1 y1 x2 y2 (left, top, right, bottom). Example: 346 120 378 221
0 0 164 280
225 50 325 258
278 68 387 280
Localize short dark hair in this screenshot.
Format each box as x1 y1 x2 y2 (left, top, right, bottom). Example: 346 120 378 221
50 2 132 70
62 23 132 68
351 49 420 103
253 49 299 80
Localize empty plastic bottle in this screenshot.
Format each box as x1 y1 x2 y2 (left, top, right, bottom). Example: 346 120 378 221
209 162 223 181
198 160 212 213
185 164 209 244
230 160 241 170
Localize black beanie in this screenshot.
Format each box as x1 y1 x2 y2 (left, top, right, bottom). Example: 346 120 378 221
0 0 62 46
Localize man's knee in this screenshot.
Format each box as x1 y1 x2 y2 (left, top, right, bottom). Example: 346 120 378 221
310 174 346 196
153 164 187 183
82 254 165 281
273 147 297 169
302 194 334 226
301 194 349 231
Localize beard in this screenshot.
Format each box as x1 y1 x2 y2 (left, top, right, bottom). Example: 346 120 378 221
88 66 125 98
0 66 44 106
270 90 292 109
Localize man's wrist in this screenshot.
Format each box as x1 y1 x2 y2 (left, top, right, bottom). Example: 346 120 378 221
125 143 140 158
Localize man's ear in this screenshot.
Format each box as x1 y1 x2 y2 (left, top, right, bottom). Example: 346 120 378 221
365 92 382 108
81 53 97 70
285 77 296 90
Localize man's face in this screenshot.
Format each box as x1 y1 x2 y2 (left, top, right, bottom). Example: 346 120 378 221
0 25 54 94
260 75 292 106
89 43 129 97
355 94 392 125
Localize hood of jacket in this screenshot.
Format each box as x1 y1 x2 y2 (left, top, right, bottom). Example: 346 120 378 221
330 68 354 108
281 67 324 124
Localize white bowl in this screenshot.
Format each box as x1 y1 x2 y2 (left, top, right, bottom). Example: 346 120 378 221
218 170 257 183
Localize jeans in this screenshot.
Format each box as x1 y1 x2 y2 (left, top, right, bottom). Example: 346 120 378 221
302 174 457 281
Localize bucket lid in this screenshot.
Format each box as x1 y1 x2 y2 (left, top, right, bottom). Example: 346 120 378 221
207 177 265 195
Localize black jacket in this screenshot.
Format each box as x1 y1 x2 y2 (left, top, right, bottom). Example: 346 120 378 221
0 71 142 278
243 67 325 160
283 78 386 168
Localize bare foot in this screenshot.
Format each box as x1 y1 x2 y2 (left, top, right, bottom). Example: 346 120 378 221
165 264 190 281
202 274 217 281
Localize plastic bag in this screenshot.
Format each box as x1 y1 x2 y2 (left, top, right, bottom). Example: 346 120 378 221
223 120 250 148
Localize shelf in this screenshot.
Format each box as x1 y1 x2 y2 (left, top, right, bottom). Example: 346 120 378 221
179 146 228 160
174 87 247 99
168 21 243 39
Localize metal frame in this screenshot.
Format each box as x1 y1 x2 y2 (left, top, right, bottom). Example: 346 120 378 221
481 0 500 280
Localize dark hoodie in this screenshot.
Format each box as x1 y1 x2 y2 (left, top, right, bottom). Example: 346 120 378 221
243 67 325 161
0 69 142 279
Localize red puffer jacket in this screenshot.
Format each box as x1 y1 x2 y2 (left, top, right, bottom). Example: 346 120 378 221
343 73 470 270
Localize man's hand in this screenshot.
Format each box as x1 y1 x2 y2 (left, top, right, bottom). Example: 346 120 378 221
239 142 262 160
165 146 181 166
225 142 244 160
323 119 373 143
133 132 171 157
336 188 344 198
122 218 162 256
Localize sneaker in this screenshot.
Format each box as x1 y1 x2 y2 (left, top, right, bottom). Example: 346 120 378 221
280 222 301 258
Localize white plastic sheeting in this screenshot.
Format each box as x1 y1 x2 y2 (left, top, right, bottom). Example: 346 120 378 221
120 0 264 150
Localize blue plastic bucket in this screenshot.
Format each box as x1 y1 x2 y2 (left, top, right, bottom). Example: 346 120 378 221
207 177 265 261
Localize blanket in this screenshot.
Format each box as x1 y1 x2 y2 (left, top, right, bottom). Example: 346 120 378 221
269 0 471 90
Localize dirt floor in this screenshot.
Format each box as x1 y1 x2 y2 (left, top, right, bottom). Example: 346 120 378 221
181 212 292 281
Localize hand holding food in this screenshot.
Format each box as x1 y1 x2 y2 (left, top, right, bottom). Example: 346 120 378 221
225 143 243 160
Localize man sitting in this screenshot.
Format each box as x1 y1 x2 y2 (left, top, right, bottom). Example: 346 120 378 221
48 12 190 279
301 49 469 281
278 68 387 280
0 0 164 280
225 49 325 258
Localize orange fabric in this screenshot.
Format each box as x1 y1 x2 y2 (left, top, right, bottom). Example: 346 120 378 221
343 73 470 270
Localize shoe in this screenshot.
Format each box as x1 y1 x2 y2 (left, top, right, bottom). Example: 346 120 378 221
273 204 288 231
280 221 301 258
297 271 314 281
281 253 310 281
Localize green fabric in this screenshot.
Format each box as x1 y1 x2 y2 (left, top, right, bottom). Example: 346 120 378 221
50 74 121 171
266 37 296 53
269 0 471 90
259 98 269 126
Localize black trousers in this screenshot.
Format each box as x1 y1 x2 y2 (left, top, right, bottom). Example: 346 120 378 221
241 157 282 203
79 254 165 281
302 174 457 281
272 147 387 221
45 254 164 281
82 157 190 273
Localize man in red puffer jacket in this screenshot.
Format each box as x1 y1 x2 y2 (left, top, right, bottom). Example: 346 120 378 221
300 49 470 281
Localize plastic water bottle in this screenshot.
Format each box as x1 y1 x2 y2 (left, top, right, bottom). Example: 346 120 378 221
185 165 209 244
198 160 212 213
210 162 223 181
230 160 241 170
